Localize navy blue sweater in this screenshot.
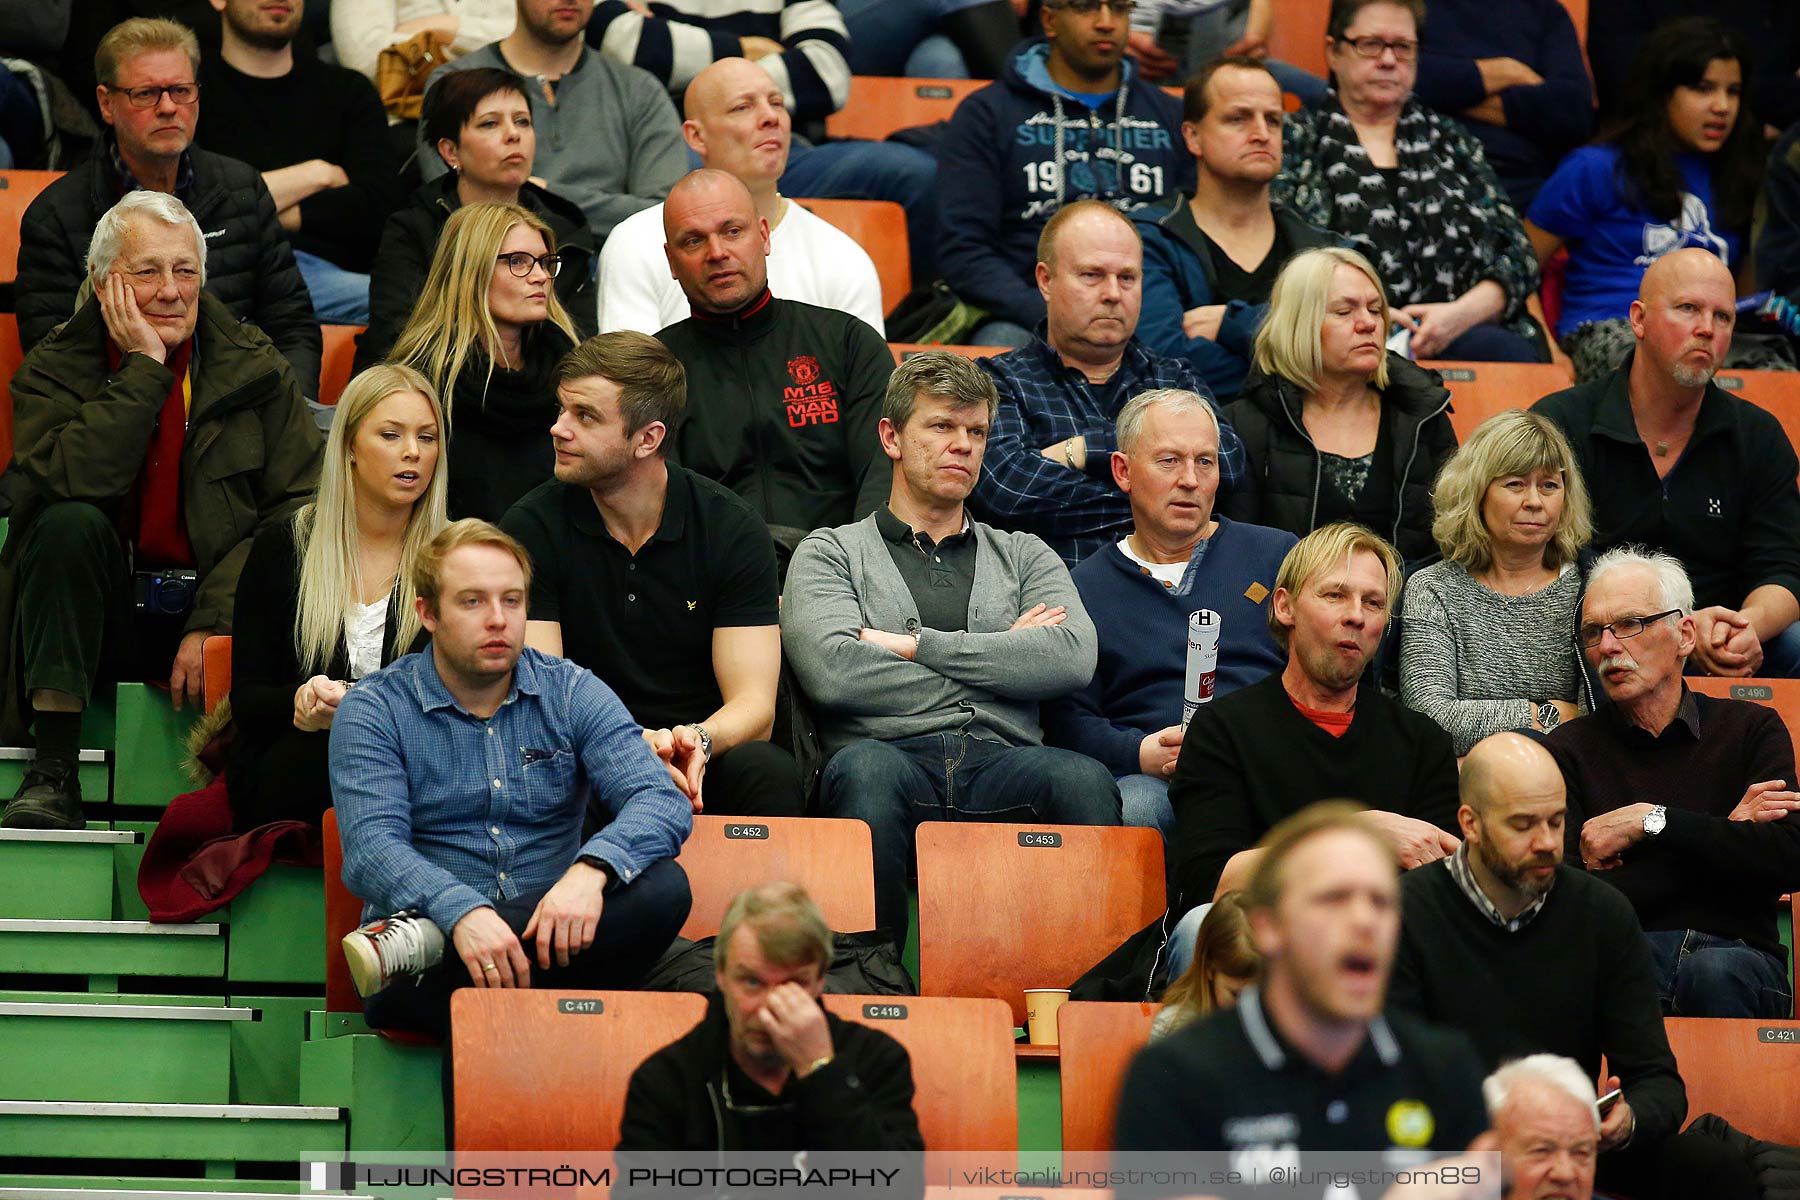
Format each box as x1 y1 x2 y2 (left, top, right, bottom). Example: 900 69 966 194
935 40 1192 329
1041 517 1296 775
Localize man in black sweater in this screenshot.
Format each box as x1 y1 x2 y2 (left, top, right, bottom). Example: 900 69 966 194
1547 546 1800 1018
1390 731 1758 1200
1163 523 1460 969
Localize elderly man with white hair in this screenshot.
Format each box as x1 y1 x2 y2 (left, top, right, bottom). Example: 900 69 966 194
1484 1054 1599 1200
1545 545 1800 1019
0 190 322 830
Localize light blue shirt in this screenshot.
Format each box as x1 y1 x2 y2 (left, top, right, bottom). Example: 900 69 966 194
330 646 691 934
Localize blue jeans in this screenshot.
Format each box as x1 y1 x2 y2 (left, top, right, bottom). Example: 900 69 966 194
1117 773 1173 839
293 249 371 326
1163 900 1213 984
968 318 1036 349
1758 622 1800 678
839 0 992 76
1435 321 1542 363
1642 928 1791 1019
780 138 942 285
819 733 1121 943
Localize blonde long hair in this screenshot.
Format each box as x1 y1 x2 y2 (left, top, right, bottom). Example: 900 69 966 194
1253 246 1393 395
292 364 449 676
388 202 576 427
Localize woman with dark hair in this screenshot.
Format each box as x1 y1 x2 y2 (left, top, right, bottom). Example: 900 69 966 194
1527 17 1768 381
357 67 595 372
1272 0 1544 364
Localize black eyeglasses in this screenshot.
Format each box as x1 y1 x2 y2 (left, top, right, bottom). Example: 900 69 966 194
1051 0 1136 14
109 82 201 108
1578 609 1682 648
496 251 563 278
1334 36 1419 61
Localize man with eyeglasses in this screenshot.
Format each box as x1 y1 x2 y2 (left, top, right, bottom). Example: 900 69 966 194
934 0 1193 348
16 18 322 398
1542 545 1800 1020
1534 248 1800 677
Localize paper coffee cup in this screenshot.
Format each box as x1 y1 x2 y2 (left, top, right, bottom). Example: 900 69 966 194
1024 988 1071 1045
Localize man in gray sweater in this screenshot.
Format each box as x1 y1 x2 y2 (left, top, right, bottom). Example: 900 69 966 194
782 352 1121 944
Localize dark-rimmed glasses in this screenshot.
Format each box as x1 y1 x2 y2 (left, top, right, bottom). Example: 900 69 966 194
1050 0 1136 14
108 82 201 108
496 251 563 278
1334 36 1419 61
1578 609 1682 648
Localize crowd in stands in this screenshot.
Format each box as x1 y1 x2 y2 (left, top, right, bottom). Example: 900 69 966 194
7 0 1800 1191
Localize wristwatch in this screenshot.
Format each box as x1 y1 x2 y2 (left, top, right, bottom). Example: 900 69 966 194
1537 701 1563 733
1643 805 1668 837
689 723 713 763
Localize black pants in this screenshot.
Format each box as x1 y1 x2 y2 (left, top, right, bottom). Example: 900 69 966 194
1597 1127 1760 1200
704 740 804 817
228 727 334 830
362 856 692 1040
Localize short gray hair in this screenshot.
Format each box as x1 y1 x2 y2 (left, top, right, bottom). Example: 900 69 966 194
1587 545 1694 618
713 882 833 976
882 350 999 431
1483 1054 1600 1132
87 191 208 287
1116 388 1221 455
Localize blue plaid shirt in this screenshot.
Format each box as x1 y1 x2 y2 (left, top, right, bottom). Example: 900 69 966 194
970 336 1245 568
329 647 691 935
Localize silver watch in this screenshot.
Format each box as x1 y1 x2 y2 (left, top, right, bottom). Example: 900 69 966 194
1643 804 1668 837
689 723 713 763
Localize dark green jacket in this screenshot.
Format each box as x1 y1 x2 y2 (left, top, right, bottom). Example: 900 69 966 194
1 291 323 738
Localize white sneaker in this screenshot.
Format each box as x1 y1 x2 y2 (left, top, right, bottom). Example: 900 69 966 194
342 911 445 997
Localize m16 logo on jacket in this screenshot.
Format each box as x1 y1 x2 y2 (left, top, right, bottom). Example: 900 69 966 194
784 354 840 428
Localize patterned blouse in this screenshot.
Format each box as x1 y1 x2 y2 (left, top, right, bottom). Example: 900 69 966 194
1273 92 1541 341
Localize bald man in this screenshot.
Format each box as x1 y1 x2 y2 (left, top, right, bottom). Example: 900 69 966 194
1535 248 1800 677
597 58 884 337
654 169 892 538
1389 732 1758 1200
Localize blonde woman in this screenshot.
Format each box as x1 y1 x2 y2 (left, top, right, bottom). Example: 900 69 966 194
1222 246 1457 564
390 201 577 520
1151 893 1262 1042
228 365 449 828
1400 409 1595 754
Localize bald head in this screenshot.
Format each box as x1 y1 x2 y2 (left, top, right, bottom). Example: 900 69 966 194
1461 732 1564 819
1631 248 1736 390
680 59 792 184
1640 247 1735 305
1037 199 1140 274
663 169 771 315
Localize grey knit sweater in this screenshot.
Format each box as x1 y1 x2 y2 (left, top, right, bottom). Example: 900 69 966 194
781 511 1098 754
1398 560 1585 754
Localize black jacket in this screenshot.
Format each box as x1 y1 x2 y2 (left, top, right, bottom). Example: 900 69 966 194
429 322 578 522
656 291 892 536
355 173 598 375
1223 352 1456 563
615 993 924 1154
16 140 322 397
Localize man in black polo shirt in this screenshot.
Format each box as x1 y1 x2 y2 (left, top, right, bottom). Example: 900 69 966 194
504 331 803 818
1115 802 1491 1183
1533 248 1800 677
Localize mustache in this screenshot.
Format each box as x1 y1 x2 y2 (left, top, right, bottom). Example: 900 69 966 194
1598 652 1638 674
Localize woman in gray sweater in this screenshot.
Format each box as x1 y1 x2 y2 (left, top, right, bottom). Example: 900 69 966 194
1400 409 1594 753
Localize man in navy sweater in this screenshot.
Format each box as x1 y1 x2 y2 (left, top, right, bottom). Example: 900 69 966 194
1043 387 1292 837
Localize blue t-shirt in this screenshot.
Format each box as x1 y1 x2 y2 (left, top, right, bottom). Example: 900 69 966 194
1528 143 1741 338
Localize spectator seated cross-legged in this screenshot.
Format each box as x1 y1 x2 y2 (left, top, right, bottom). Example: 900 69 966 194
1132 56 1334 401
971 199 1244 569
935 6 1193 348
197 0 402 326
1533 248 1800 678
1399 409 1594 755
1272 0 1546 364
389 201 580 522
1527 19 1773 382
330 519 694 1038
1388 731 1761 1200
228 364 448 831
16 18 322 397
359 66 598 373
1042 387 1293 837
1223 247 1457 566
654 169 893 541
1163 522 1461 966
597 56 884 338
1 192 323 830
505 332 804 818
1547 547 1800 1019
782 352 1120 948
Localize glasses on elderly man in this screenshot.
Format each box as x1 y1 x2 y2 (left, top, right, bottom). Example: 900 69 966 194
1578 610 1682 649
1335 36 1419 61
496 251 564 278
110 82 201 108
1051 0 1136 14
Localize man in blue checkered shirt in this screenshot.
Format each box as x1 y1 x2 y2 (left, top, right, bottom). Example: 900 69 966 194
329 520 693 1038
971 199 1245 569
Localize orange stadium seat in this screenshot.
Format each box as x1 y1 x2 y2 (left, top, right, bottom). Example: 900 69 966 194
321 808 364 1015
0 170 62 285
1685 677 1800 740
1713 371 1800 481
916 822 1165 1028
452 988 708 1153
0 311 21 468
889 343 1010 363
1559 0 1588 46
1664 1018 1800 1145
318 323 361 406
824 77 985 142
676 813 876 940
798 198 911 315
1058 1000 1158 1152
1418 360 1573 442
201 635 232 715
1264 0 1330 78
821 993 1019 1154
